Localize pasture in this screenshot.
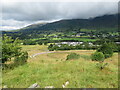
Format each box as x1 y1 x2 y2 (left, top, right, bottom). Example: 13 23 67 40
2 45 118 88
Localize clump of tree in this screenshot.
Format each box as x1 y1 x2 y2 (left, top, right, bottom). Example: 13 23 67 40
37 41 43 45
1 35 28 69
91 42 117 70
48 44 54 51
91 42 115 61
97 43 113 58
48 44 75 51
66 53 80 60
48 43 99 51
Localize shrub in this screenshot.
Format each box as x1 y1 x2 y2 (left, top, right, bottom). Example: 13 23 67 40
44 42 48 45
66 53 80 60
14 51 28 65
48 44 54 51
91 52 104 61
38 42 42 45
96 62 108 70
97 43 113 58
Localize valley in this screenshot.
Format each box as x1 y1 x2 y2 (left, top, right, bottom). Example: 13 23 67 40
1 14 119 88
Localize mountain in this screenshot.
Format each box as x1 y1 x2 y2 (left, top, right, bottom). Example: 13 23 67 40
18 14 118 32
3 14 119 39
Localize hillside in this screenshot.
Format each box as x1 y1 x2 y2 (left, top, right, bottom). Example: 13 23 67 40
18 14 118 31
2 14 118 39
2 45 118 88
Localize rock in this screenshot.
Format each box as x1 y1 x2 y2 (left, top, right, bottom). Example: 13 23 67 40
28 83 40 88
45 86 54 88
65 81 69 86
62 81 69 88
62 84 65 88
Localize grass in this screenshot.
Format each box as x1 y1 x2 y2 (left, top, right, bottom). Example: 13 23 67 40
52 38 97 42
2 45 118 88
21 45 48 56
26 36 97 42
80 29 96 32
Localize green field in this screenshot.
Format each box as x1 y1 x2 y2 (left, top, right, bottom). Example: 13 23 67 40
52 38 97 42
2 45 118 88
80 29 96 32
28 37 97 42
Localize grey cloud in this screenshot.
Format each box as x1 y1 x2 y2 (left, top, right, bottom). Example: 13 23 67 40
2 2 118 21
1 2 118 30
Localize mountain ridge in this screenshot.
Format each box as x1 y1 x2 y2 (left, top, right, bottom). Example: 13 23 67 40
18 14 118 32
2 14 119 39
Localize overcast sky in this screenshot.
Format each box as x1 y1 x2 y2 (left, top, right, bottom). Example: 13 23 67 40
0 0 119 31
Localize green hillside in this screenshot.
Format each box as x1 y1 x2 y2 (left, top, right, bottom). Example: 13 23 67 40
2 14 118 39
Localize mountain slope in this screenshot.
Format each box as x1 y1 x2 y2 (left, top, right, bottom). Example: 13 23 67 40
3 14 118 39
19 14 118 32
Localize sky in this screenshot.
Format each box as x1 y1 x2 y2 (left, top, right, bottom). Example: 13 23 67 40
0 0 119 31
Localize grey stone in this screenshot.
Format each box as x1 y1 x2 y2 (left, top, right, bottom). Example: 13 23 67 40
45 86 54 88
28 83 40 88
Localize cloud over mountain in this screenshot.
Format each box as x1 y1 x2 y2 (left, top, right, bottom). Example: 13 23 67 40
0 0 118 30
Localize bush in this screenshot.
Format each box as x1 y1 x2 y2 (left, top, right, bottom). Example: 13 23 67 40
2 51 28 70
97 43 113 58
91 52 104 61
48 44 54 51
66 53 80 60
96 62 108 70
44 42 48 45
14 51 28 65
38 42 42 45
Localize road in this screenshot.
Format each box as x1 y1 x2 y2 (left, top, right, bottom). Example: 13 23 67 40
30 50 93 58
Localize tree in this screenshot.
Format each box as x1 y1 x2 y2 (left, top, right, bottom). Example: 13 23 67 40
2 35 28 64
44 42 48 45
97 43 113 58
108 42 118 52
48 44 54 51
38 42 42 45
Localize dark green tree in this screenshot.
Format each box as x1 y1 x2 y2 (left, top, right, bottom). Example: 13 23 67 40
108 42 118 52
97 43 113 58
48 44 54 51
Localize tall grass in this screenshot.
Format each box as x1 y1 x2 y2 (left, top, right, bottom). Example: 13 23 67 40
2 48 118 88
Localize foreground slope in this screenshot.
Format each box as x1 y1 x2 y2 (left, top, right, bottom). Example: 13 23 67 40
2 45 118 88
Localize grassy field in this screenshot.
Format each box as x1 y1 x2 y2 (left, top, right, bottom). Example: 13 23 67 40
21 45 48 56
52 38 97 42
29 37 97 42
2 45 118 88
